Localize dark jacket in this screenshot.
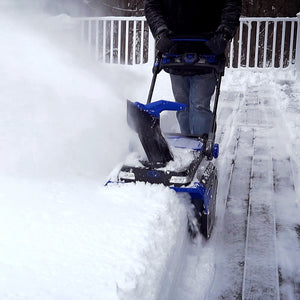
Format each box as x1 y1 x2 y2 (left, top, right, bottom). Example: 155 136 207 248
145 0 241 74
145 0 241 39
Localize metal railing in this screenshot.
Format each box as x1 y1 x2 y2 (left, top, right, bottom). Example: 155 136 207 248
78 16 153 65
77 15 300 71
229 17 298 69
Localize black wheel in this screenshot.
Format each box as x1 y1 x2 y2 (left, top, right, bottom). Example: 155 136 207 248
190 197 204 235
200 172 218 239
189 167 218 239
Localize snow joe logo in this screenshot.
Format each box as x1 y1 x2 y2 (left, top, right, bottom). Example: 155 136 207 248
147 171 161 178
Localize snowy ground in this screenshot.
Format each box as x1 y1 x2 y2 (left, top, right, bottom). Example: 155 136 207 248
1 10 300 300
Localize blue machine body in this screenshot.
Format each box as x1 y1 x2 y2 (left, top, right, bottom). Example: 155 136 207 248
116 100 218 216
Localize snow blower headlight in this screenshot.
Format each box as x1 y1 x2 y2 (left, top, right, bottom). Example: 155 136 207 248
169 175 190 185
119 171 135 181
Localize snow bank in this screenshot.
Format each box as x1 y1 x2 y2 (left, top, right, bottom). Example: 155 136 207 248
0 177 189 300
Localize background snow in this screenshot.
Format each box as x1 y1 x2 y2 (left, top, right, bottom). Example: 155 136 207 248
0 12 131 179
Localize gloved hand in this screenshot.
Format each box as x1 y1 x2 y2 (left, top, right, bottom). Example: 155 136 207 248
205 32 229 55
155 30 174 53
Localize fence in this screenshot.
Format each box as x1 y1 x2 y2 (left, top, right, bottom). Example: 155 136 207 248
229 17 298 69
78 15 300 71
79 16 152 65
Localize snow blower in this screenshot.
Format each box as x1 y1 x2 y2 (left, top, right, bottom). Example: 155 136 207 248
109 38 225 239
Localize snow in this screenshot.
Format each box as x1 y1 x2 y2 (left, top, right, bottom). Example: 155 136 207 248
0 11 190 300
122 145 199 173
1 9 300 300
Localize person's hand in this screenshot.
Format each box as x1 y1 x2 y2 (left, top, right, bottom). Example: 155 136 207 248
155 30 174 53
206 32 229 55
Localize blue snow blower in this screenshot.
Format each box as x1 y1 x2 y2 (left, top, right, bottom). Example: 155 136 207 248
113 38 225 239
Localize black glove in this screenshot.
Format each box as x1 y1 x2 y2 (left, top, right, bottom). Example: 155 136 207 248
155 30 174 53
205 32 229 55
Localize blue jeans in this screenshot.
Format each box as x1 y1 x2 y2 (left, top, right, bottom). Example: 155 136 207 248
170 73 217 136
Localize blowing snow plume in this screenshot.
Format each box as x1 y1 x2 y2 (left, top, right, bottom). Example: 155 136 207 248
0 7 190 300
0 10 134 180
0 0 96 16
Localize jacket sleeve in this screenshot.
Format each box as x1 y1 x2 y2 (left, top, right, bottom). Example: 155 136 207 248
219 0 242 38
144 0 168 38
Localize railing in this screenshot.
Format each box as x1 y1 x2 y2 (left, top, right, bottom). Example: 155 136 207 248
229 17 298 69
77 15 299 71
78 16 153 65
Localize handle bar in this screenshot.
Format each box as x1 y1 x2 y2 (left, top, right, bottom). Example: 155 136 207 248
160 53 225 74
147 36 224 104
156 36 225 73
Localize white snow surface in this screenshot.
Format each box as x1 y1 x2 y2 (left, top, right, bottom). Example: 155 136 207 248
1 10 300 300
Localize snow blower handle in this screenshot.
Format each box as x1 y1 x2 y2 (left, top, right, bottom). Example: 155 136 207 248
204 71 222 160
147 52 163 104
147 38 223 104
160 37 225 74
165 37 224 160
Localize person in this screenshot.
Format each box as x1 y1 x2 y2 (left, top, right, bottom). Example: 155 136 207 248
145 0 242 137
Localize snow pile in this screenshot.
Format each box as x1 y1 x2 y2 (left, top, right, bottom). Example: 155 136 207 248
0 177 189 300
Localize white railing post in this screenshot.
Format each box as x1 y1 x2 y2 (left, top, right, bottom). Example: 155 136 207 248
110 20 114 63
132 20 137 64
125 20 129 65
255 21 260 68
103 20 107 63
289 21 295 69
80 19 84 42
271 21 277 68
296 12 300 77
280 20 286 69
237 21 243 68
148 33 155 65
88 19 92 53
246 21 252 68
263 21 269 68
117 20 121 64
140 20 145 64
95 20 99 60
